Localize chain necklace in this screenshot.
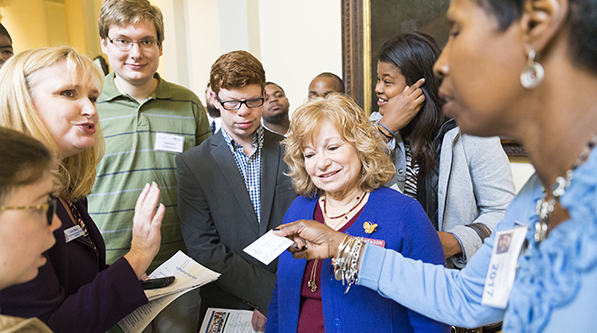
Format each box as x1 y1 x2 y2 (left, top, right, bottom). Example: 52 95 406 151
534 134 597 243
321 192 366 230
309 192 367 292
308 259 319 292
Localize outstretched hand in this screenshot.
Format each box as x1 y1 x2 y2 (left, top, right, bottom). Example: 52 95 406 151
379 78 426 133
125 182 165 279
273 220 346 260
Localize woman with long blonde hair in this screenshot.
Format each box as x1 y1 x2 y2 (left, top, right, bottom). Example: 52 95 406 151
0 46 163 333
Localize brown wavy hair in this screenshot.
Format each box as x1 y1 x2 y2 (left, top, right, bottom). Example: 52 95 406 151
283 93 395 197
210 50 266 94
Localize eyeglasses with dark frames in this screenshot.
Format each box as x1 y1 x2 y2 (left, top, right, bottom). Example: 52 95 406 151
106 36 159 51
216 94 265 111
0 198 57 226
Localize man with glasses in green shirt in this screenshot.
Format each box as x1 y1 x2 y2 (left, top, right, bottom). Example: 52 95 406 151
90 1 211 332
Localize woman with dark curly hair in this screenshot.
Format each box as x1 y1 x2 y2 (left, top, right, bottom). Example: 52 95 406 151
266 94 449 333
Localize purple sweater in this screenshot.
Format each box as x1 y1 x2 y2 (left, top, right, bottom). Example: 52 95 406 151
0 198 147 333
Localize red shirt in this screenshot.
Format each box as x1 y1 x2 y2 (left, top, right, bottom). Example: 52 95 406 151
296 202 363 333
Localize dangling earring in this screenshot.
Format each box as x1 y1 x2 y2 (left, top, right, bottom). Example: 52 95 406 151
520 50 544 89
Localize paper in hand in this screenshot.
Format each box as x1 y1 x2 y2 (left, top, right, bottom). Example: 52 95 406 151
243 229 294 265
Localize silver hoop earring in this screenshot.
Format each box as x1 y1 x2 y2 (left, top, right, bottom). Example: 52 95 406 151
520 50 544 89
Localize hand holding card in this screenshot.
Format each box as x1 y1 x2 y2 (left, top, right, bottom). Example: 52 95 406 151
243 230 294 265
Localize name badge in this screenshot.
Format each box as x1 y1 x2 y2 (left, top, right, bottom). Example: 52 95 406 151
363 238 386 248
481 224 528 309
155 133 184 153
64 225 85 243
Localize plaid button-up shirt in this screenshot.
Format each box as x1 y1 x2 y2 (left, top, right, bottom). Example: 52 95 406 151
222 126 264 223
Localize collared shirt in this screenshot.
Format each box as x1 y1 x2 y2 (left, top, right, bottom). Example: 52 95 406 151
222 126 264 223
88 72 211 271
207 115 222 134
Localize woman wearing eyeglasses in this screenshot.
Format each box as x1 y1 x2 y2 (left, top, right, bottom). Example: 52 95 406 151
0 46 164 333
0 127 58 332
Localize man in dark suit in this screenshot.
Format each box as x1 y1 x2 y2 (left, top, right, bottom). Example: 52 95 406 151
176 50 296 332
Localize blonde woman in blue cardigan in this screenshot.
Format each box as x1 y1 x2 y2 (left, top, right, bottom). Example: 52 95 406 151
265 94 449 333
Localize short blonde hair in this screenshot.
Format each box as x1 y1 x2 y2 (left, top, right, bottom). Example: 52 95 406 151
0 45 105 201
98 0 165 46
283 94 395 197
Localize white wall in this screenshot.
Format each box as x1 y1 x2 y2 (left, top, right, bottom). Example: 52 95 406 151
152 0 341 114
509 156 535 193
258 0 342 115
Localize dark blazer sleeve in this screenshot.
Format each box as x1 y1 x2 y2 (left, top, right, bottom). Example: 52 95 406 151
0 199 147 333
176 133 294 315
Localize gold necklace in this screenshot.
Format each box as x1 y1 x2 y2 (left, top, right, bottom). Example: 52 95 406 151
308 259 319 292
309 192 366 293
321 192 366 230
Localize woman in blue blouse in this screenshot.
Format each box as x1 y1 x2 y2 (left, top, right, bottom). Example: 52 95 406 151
274 0 597 331
265 94 449 332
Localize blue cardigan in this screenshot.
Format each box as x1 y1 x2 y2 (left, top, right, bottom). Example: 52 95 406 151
266 187 450 333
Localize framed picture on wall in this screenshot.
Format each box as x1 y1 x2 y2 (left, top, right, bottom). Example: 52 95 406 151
341 0 526 156
341 0 449 115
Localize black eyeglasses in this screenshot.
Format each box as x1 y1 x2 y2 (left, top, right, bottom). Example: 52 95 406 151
0 198 57 226
216 94 264 111
106 36 159 51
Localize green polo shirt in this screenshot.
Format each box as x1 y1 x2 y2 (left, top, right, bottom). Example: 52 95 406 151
89 72 211 272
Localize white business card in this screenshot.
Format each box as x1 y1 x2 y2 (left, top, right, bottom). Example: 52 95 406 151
243 230 294 265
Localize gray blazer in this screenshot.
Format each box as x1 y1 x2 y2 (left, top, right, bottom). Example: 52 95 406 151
385 126 515 268
176 128 296 317
437 128 515 267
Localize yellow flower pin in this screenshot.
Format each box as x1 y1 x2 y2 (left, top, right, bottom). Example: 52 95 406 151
363 221 378 234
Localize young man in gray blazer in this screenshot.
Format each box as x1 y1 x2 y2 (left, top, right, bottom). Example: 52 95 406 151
176 50 296 332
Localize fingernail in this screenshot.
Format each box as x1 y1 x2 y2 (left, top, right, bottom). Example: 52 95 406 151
152 181 158 187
